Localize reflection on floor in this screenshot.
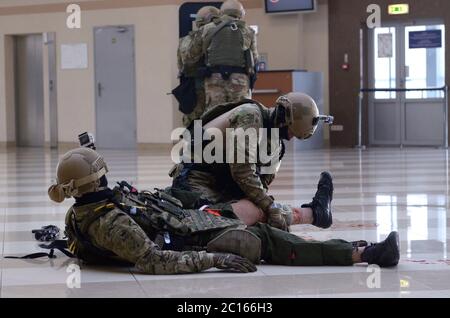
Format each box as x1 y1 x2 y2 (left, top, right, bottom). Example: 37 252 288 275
0 146 449 298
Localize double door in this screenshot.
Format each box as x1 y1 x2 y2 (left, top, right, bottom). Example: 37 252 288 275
369 22 446 146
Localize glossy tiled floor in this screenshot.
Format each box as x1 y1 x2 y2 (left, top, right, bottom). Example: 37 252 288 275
1 146 450 298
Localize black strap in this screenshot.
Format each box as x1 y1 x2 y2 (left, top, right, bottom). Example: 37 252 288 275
4 240 75 260
209 66 247 74
208 66 247 80
39 240 74 258
4 250 56 259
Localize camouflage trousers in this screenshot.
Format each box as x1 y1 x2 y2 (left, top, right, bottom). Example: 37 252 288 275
182 78 206 128
172 168 245 209
204 73 250 110
86 208 214 274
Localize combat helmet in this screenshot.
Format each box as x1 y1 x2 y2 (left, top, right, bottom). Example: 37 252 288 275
220 0 246 19
195 6 220 28
48 147 108 203
274 92 334 140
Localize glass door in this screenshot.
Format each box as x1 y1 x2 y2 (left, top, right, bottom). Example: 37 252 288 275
404 25 445 99
369 22 446 146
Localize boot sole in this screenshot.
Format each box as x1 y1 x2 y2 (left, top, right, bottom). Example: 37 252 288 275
320 172 334 201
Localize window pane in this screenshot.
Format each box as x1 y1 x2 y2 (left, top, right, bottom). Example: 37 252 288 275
405 25 445 99
374 27 396 99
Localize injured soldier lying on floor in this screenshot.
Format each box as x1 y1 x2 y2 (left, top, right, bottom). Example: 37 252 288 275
43 147 400 275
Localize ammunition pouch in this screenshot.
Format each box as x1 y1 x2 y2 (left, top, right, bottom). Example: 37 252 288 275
113 184 244 236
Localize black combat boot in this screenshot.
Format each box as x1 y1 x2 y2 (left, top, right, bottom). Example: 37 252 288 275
301 171 333 229
361 231 400 267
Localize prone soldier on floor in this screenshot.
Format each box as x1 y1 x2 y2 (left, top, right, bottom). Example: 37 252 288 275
46 147 400 275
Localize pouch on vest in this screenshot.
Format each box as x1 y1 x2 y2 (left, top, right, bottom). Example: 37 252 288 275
172 76 197 114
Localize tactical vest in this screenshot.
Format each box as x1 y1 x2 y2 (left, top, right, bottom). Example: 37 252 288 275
186 99 279 164
179 99 284 197
205 18 247 69
113 187 243 235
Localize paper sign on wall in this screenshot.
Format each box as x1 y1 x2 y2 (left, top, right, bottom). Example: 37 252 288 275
61 43 88 69
378 33 393 58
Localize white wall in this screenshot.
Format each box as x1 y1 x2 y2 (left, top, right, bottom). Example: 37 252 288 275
0 0 330 145
0 5 180 144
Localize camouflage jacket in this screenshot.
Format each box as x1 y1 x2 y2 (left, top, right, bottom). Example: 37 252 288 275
177 30 202 78
65 188 243 274
226 103 280 211
67 201 215 275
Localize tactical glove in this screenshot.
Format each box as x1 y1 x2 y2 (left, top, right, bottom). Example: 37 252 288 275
213 253 257 273
266 202 292 232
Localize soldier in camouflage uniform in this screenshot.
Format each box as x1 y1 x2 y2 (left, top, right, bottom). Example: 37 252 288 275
177 6 220 127
48 147 256 274
171 93 335 232
185 0 258 110
48 147 400 270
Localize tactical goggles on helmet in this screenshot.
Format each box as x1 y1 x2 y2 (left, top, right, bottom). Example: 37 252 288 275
312 115 334 126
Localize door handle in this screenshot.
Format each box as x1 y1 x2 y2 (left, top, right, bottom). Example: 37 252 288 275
97 82 103 97
49 80 54 91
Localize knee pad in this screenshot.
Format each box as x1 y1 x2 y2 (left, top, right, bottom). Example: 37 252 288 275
207 228 261 264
